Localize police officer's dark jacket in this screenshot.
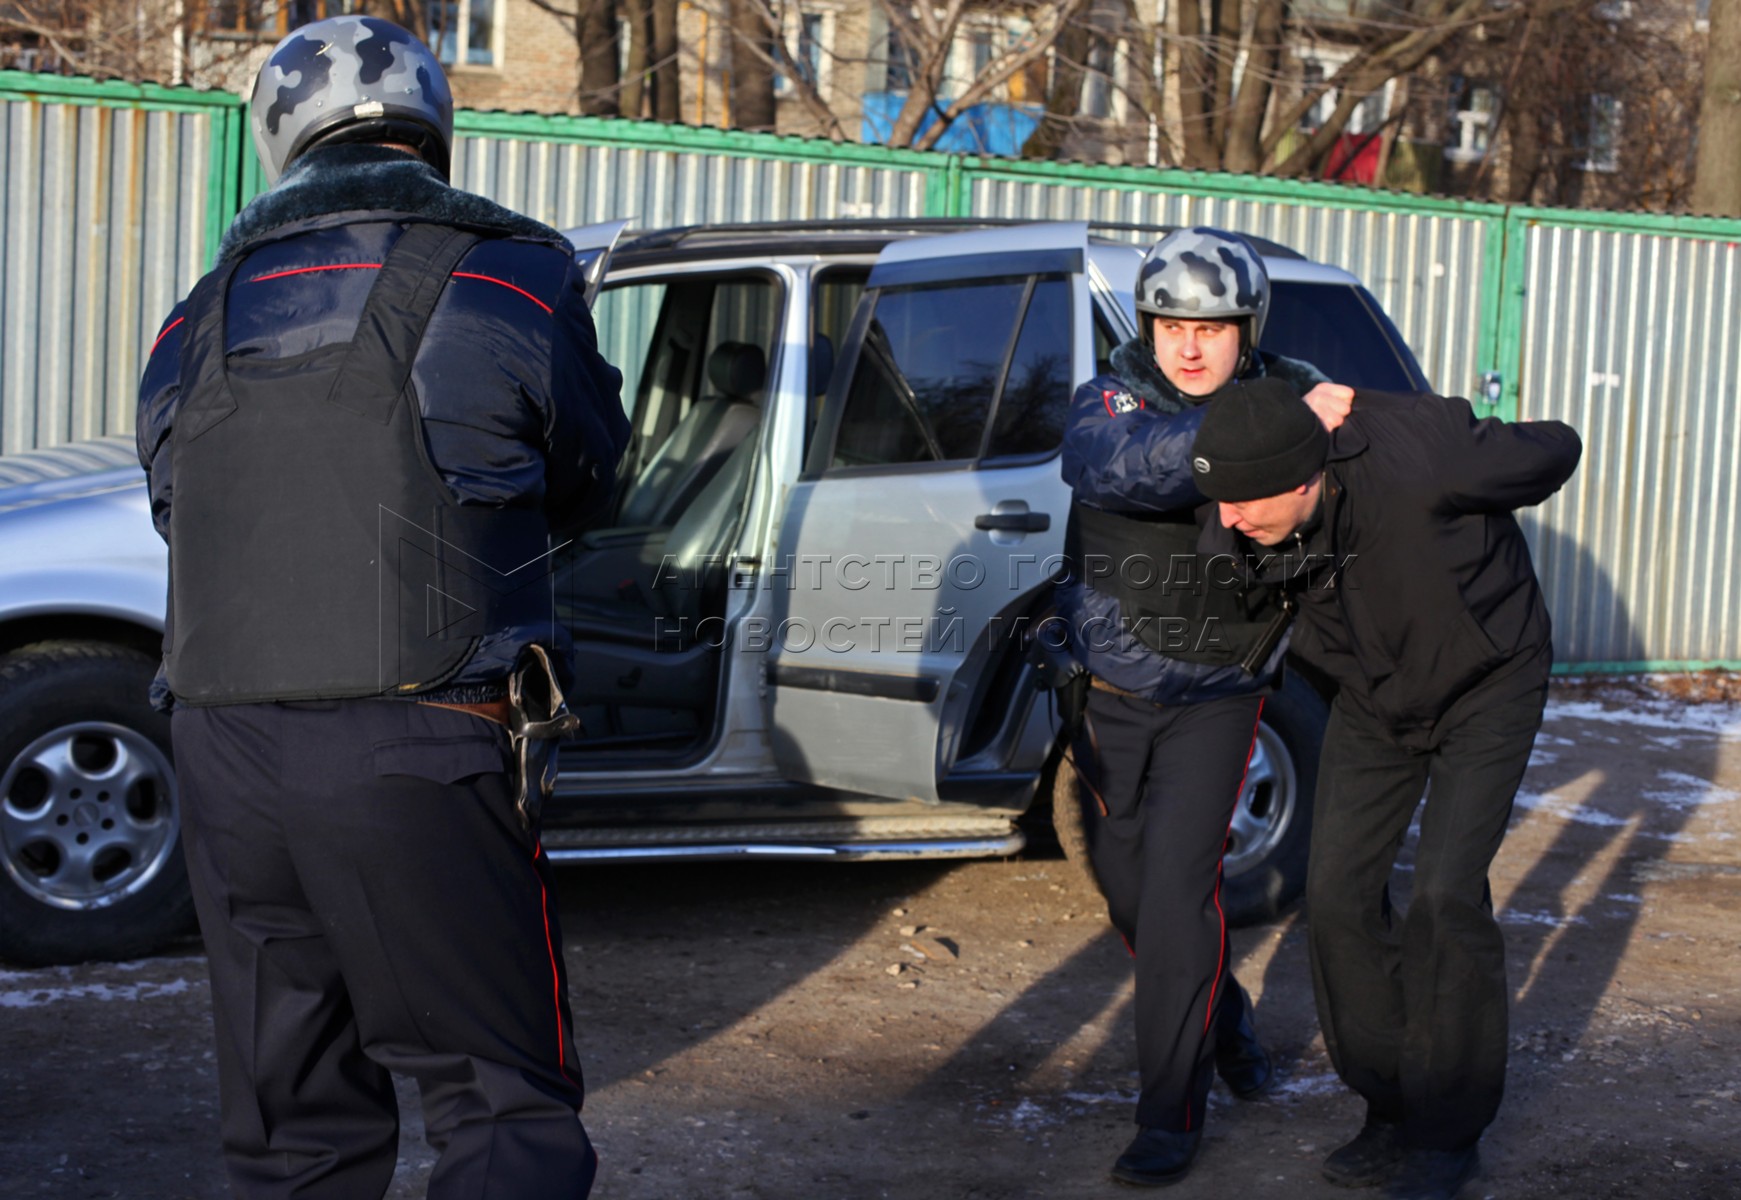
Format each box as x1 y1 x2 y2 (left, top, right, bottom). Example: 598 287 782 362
1055 336 1326 703
137 143 628 709
1269 391 1581 749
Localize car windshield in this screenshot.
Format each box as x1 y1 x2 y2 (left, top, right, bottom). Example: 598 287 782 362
1264 281 1428 392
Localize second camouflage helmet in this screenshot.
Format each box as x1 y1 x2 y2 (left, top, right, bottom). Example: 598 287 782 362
1134 226 1271 347
249 16 454 186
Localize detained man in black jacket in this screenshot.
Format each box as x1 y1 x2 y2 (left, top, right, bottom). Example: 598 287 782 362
1190 379 1581 1200
136 17 627 1199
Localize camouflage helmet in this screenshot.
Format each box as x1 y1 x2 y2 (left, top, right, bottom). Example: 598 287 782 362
249 16 454 186
1134 227 1271 348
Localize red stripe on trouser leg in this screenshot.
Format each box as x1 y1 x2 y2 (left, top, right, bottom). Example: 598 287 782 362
1201 698 1265 1040
532 843 579 1089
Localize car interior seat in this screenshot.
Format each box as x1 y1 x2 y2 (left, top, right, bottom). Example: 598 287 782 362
559 434 758 717
615 341 765 529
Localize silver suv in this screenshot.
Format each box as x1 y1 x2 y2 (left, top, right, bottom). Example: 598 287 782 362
0 220 1429 965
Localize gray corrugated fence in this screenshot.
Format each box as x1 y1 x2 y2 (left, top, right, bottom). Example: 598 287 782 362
0 70 1737 670
452 133 932 232
1515 221 1741 669
1 89 230 455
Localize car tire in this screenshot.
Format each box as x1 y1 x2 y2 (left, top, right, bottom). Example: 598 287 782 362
1045 671 1328 927
1221 672 1327 926
0 641 195 966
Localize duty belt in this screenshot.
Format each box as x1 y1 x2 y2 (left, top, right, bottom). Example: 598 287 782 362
416 644 579 830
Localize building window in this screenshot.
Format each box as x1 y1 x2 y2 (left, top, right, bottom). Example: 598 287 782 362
1296 54 1390 136
202 0 353 37
970 25 996 77
1298 60 1333 131
1083 38 1112 117
885 22 914 91
776 8 834 96
1444 77 1497 163
1582 93 1622 172
428 0 499 68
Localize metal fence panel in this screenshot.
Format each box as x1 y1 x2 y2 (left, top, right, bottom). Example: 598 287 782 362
1515 223 1741 667
0 96 215 456
451 135 932 232
3 73 1741 671
965 175 1490 399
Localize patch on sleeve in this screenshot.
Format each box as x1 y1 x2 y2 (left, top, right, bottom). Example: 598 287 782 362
1103 388 1144 417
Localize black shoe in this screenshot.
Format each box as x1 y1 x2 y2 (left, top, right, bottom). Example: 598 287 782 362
1110 1127 1202 1188
1322 1121 1405 1188
1383 1145 1480 1200
1214 988 1276 1099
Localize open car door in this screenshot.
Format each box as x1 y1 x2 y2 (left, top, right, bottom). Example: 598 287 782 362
559 219 631 306
764 223 1092 802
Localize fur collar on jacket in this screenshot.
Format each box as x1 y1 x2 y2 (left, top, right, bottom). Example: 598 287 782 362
219 144 567 262
1108 336 1328 414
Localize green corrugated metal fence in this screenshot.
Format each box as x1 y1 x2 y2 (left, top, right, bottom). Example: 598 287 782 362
2 69 1739 673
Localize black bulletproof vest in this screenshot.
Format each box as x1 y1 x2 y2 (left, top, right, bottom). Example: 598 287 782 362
164 223 554 705
1065 500 1292 669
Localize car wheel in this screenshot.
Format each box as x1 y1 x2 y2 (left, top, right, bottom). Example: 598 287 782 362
1046 671 1327 927
0 641 195 966
1222 672 1326 925
1046 745 1102 895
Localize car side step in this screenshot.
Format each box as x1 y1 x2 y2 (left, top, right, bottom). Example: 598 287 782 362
540 816 1024 863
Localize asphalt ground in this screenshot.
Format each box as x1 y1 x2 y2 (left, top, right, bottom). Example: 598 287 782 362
2 678 1737 1199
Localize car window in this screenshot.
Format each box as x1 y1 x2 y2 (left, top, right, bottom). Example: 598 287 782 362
617 273 779 455
591 281 666 418
808 269 869 455
1264 281 1427 392
1094 311 1119 378
832 279 1028 468
826 274 1083 469
984 277 1073 459
815 271 865 354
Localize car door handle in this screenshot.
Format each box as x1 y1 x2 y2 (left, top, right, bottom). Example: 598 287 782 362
975 511 1051 533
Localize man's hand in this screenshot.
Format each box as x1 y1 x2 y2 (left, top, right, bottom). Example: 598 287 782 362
1303 382 1354 431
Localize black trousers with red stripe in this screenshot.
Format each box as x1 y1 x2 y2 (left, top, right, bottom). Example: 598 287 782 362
173 699 595 1200
1070 687 1266 1132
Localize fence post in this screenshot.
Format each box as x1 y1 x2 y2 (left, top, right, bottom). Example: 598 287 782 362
1491 208 1530 423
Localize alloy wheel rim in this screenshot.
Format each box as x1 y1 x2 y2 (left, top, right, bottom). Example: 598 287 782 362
1 722 179 910
1222 724 1296 878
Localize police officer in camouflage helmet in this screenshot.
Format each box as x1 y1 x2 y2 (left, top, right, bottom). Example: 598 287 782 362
1050 226 1353 1186
137 16 627 1198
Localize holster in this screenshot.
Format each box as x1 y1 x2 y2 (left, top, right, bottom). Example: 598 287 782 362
1023 611 1090 738
507 644 582 831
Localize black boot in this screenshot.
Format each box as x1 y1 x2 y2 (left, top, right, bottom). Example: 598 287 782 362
1322 1120 1404 1187
1110 1127 1202 1188
1383 1145 1480 1200
1214 985 1275 1099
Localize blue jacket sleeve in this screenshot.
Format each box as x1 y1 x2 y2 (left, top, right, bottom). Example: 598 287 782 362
543 259 629 536
136 303 188 543
1058 374 1208 513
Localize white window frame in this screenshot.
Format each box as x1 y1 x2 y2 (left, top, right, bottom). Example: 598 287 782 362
1581 93 1623 173
1443 80 1497 164
1296 48 1394 137
1082 36 1133 124
774 5 838 99
946 12 1036 100
428 0 504 71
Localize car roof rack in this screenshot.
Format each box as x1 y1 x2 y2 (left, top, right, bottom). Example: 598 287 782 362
616 218 1305 261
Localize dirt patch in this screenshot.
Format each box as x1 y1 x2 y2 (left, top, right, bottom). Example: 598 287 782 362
2 685 1738 1199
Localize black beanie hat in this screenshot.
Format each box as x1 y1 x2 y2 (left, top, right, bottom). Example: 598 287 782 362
1190 376 1330 502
